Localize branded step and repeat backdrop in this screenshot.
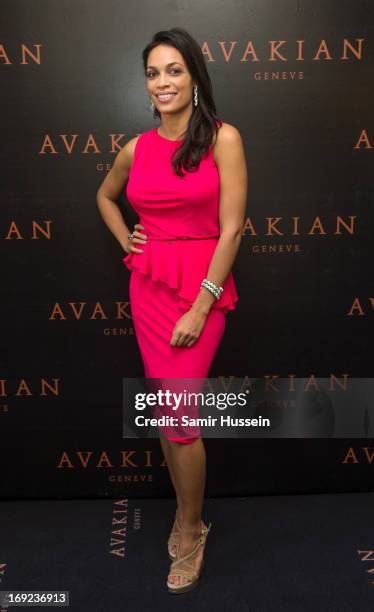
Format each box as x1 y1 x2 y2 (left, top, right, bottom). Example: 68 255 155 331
1 0 373 498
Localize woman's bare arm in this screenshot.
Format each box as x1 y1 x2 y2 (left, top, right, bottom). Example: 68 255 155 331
191 123 248 315
96 136 145 254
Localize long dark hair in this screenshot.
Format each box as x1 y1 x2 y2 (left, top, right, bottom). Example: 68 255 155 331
142 27 222 177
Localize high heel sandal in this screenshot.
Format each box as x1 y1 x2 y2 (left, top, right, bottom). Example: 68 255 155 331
167 515 182 561
167 521 212 594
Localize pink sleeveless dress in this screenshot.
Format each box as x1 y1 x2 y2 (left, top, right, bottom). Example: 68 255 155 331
123 124 238 443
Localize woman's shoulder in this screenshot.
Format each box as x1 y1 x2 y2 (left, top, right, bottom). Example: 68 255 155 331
116 135 140 173
213 121 242 145
120 128 154 171
212 121 243 162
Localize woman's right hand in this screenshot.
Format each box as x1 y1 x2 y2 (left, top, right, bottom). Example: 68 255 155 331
124 223 147 254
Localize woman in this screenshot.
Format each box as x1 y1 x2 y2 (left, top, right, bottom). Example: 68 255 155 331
97 27 247 594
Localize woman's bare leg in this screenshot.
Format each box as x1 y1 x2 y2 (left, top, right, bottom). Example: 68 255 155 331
159 437 184 524
166 438 207 586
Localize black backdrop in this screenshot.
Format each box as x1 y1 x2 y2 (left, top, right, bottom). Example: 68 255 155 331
1 0 373 499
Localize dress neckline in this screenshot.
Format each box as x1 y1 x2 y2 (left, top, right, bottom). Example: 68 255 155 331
155 127 184 143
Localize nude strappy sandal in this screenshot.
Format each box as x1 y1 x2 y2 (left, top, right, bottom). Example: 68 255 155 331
167 516 182 561
167 521 212 594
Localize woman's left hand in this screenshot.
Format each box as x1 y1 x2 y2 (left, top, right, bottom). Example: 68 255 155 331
170 307 208 347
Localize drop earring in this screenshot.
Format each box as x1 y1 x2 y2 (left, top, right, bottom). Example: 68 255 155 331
149 98 157 118
193 85 198 106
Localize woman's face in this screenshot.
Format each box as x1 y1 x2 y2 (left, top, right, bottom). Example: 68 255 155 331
146 45 194 115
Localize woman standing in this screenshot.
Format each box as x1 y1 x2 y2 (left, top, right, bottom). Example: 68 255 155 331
97 27 247 594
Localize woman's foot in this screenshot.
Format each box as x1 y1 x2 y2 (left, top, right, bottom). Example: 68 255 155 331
167 521 209 589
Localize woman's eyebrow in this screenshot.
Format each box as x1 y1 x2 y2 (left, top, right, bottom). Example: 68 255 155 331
147 61 184 70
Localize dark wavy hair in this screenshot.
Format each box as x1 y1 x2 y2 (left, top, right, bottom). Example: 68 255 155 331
142 27 222 177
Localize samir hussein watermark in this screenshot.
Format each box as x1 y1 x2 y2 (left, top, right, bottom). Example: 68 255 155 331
122 377 374 440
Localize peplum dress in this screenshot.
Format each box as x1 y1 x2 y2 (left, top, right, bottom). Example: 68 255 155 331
123 124 238 443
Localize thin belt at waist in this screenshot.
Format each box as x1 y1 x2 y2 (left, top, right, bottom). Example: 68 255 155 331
146 235 220 241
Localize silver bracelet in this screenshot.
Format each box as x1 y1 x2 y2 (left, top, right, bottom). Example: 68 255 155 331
201 278 224 300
